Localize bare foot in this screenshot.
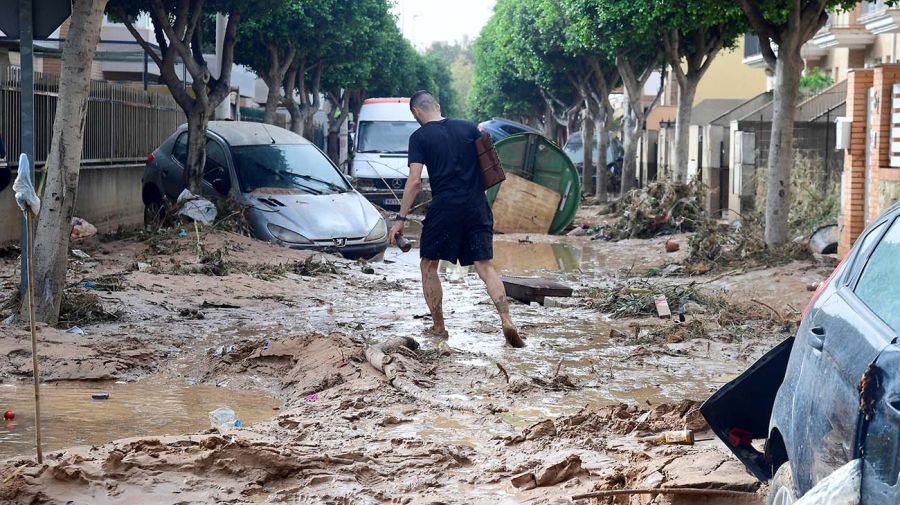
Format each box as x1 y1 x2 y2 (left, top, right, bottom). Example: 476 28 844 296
424 326 449 338
503 323 526 348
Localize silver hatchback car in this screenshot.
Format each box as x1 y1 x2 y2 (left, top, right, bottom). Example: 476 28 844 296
142 121 388 260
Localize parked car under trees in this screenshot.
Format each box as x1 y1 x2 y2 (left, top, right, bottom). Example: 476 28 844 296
142 122 388 260
702 202 900 504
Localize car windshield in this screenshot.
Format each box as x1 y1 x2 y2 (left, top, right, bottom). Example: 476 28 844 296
231 144 351 194
357 120 419 153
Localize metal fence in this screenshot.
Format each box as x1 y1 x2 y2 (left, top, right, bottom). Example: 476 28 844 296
0 64 185 167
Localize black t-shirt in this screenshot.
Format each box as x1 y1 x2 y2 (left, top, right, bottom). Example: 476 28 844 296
408 118 483 206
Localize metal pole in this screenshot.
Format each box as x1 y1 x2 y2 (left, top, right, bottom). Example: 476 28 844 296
143 50 148 91
18 0 34 299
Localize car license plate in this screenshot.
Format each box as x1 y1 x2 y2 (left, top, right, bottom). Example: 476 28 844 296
383 198 401 206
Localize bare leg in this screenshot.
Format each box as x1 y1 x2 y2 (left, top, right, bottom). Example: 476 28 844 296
420 258 448 337
473 260 525 348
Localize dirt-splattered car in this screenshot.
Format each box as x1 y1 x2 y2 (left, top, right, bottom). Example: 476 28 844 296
702 202 900 504
142 121 388 260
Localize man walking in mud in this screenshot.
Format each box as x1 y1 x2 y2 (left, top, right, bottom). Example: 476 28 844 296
389 91 525 348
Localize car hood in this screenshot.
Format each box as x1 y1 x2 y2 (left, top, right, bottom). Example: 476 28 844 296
245 190 382 240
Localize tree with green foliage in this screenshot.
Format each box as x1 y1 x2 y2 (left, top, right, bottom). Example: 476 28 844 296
565 0 663 195
107 0 259 193
654 1 746 182
735 0 894 244
468 13 546 125
424 40 474 118
234 1 302 125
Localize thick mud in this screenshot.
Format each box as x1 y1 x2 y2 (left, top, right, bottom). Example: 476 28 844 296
0 216 836 504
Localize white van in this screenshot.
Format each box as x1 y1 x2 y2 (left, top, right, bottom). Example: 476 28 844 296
350 98 429 210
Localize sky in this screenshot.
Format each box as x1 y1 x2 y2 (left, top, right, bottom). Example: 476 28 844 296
392 0 496 50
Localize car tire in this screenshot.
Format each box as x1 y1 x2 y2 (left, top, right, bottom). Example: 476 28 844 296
766 464 797 505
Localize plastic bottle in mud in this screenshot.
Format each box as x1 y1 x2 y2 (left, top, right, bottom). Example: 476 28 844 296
638 429 695 446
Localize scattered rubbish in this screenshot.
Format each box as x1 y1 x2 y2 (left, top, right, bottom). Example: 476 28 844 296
3 411 13 420
655 295 671 319
91 392 110 400
677 305 686 323
665 239 680 252
304 394 319 402
638 429 694 445
807 282 820 292
262 340 270 351
530 301 540 307
609 328 628 340
567 226 587 237
511 454 583 490
794 459 860 505
78 281 97 289
137 262 152 272
71 249 91 260
179 308 205 320
70 217 97 239
501 276 573 305
361 265 375 275
65 326 85 336
177 189 218 225
208 406 238 432
682 301 707 314
586 280 721 319
178 229 188 238
809 224 839 255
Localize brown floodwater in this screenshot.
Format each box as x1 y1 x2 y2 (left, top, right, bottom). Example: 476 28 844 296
0 378 281 459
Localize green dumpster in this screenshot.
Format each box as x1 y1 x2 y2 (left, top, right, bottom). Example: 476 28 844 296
486 133 581 235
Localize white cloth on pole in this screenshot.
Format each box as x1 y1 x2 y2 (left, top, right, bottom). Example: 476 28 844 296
12 153 40 214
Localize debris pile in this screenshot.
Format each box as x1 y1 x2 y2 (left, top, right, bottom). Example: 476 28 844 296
602 181 706 239
583 279 722 319
58 290 122 327
686 215 815 273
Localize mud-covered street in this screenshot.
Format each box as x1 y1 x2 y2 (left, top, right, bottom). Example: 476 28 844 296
0 207 835 504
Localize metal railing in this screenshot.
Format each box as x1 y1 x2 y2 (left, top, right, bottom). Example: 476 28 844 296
0 65 185 167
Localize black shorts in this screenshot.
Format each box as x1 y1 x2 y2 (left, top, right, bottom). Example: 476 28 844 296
420 197 493 266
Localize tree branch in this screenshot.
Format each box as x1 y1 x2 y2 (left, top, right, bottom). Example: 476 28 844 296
120 13 164 70
736 0 779 44
661 30 686 86
210 12 240 106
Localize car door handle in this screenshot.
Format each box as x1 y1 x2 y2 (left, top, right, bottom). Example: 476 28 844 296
808 326 826 351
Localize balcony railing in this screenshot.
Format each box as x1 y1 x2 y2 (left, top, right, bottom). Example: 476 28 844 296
862 0 886 17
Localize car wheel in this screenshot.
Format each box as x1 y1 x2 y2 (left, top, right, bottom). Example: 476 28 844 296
767 464 796 505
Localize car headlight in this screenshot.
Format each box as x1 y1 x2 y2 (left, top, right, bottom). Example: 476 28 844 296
365 218 387 242
267 223 313 244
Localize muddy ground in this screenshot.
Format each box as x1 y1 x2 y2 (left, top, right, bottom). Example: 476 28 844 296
0 208 836 504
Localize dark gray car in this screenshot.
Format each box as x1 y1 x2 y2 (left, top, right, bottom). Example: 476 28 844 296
142 121 388 260
702 202 900 503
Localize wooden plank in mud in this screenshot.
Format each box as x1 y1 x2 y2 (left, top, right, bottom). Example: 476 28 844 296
501 276 573 305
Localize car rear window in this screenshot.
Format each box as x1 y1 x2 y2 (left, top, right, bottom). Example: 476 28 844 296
855 218 900 332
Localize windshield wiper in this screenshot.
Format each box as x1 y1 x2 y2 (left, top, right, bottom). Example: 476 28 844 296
245 160 322 195
279 171 346 193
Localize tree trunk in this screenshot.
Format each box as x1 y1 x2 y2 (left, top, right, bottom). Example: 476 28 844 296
621 91 641 194
593 108 610 201
581 112 595 197
673 79 697 182
30 0 107 324
302 109 318 141
263 75 281 125
765 46 803 245
327 130 340 164
184 109 210 193
542 102 557 141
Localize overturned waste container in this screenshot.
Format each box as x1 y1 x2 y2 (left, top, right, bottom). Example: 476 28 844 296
486 133 581 235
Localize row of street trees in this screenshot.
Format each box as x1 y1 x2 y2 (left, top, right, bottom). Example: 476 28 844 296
28 0 453 323
470 0 880 246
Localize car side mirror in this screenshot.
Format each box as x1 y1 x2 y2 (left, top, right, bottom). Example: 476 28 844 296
212 177 230 194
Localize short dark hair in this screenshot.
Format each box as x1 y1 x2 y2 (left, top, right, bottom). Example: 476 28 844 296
410 90 437 111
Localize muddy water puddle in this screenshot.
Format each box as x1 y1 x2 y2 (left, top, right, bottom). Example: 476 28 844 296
0 377 281 458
